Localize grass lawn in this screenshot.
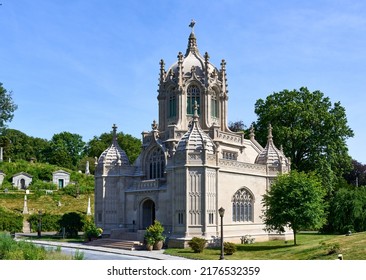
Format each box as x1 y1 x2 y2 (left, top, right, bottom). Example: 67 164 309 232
164 232 366 260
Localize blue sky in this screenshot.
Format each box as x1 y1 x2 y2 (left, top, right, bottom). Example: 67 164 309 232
1 0 365 164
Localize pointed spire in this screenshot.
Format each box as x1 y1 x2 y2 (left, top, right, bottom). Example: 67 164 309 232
112 124 118 145
193 100 199 120
267 123 273 142
249 124 255 140
159 59 166 82
185 20 198 56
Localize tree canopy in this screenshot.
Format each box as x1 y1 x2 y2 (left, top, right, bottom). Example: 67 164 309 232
84 131 141 164
0 83 18 132
262 171 326 245
253 87 354 193
45 132 85 170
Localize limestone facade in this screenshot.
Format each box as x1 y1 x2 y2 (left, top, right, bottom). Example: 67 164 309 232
94 26 291 247
52 170 70 188
12 172 33 190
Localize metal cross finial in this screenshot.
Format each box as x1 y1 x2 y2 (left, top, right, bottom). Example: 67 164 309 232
189 19 196 31
112 123 117 133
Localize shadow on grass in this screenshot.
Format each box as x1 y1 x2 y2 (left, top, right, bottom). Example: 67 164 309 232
236 244 294 252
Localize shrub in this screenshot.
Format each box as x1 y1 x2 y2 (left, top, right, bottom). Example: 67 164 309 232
188 237 207 253
59 212 84 237
241 234 255 244
0 207 23 233
28 213 61 232
224 242 237 255
83 217 103 241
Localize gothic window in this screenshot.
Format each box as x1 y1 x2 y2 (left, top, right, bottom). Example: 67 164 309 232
208 213 214 224
177 212 184 225
148 147 165 179
232 188 254 222
168 95 176 118
211 93 218 117
187 85 200 115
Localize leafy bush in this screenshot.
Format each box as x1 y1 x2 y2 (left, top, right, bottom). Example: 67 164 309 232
0 207 23 233
224 242 237 255
83 217 102 241
0 232 77 260
241 234 255 244
28 181 57 191
0 232 47 260
27 213 61 232
188 237 207 253
59 212 84 237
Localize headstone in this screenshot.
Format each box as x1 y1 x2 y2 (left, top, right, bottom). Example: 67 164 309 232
58 200 62 207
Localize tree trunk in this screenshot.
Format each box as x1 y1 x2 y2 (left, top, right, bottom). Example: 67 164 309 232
293 230 297 245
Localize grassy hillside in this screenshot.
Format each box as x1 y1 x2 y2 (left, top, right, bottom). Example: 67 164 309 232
0 161 94 216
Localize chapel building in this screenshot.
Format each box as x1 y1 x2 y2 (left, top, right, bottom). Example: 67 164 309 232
94 24 291 247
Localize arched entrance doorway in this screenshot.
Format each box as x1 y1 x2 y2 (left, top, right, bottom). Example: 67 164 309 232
20 178 26 189
141 199 155 229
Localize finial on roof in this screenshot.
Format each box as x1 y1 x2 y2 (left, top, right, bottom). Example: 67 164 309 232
193 101 199 119
186 20 198 56
152 120 158 130
112 124 118 144
250 124 255 140
268 123 273 141
189 19 196 31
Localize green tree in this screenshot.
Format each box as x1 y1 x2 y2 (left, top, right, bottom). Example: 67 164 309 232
0 129 49 162
327 186 366 234
0 83 18 132
262 170 326 245
46 132 85 169
84 131 141 164
253 87 354 194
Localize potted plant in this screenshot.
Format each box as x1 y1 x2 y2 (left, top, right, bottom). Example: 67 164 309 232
144 232 155 251
145 220 165 250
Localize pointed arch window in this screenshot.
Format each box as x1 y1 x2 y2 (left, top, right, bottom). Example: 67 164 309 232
232 188 254 222
148 147 165 179
187 85 200 115
168 95 176 118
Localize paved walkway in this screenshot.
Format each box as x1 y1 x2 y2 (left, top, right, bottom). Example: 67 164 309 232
14 233 187 260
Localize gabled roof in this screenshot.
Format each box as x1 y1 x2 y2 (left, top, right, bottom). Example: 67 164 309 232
52 169 70 175
12 172 33 178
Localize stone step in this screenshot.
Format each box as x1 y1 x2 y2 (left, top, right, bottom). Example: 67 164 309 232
86 238 143 251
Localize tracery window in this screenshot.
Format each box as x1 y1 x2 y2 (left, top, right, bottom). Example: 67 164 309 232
148 148 165 179
187 85 200 115
168 95 176 118
232 188 254 222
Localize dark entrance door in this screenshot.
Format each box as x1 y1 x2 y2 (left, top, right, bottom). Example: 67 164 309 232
142 199 155 229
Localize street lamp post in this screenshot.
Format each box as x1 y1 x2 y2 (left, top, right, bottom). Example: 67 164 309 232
218 207 225 260
37 210 42 238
